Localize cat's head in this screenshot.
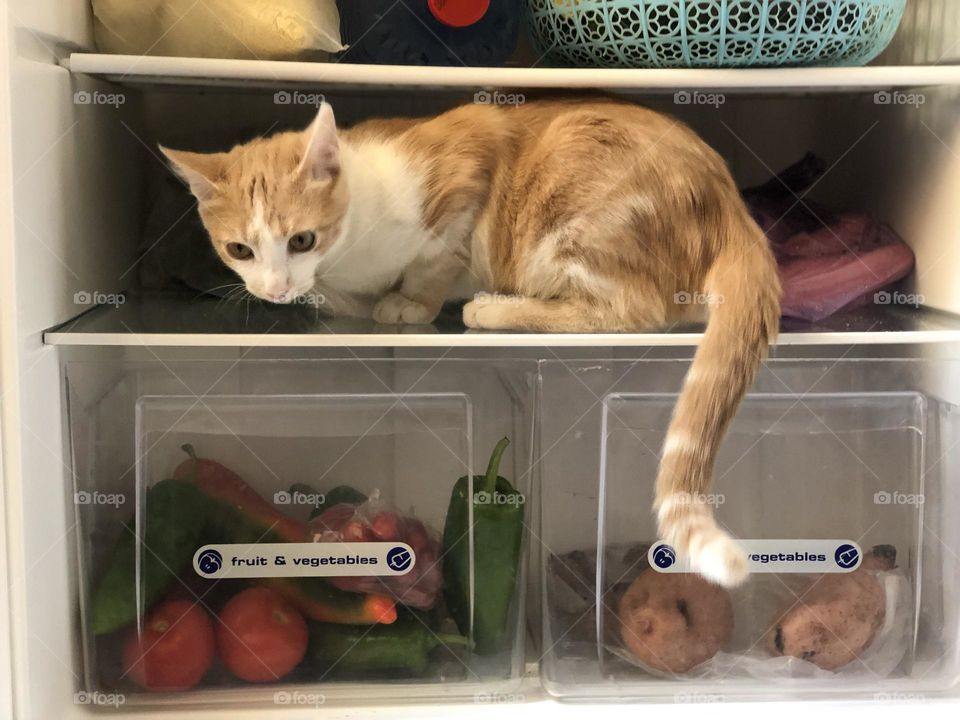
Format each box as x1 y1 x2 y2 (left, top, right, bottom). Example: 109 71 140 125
160 104 346 303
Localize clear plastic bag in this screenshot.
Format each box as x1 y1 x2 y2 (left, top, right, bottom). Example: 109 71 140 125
92 0 344 59
549 543 912 682
308 490 442 611
607 569 912 681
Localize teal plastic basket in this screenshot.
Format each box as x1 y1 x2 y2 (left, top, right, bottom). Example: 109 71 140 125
527 0 907 68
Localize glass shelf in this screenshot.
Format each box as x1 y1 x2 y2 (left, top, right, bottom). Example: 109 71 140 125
43 292 960 348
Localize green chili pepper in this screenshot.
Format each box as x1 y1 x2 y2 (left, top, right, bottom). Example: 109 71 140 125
442 437 524 655
308 613 467 677
90 479 211 635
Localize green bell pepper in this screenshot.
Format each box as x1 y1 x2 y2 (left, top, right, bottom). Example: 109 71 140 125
90 479 211 635
442 437 524 655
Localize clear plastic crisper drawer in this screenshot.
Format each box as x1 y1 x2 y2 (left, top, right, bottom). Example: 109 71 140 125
539 357 960 701
65 359 536 707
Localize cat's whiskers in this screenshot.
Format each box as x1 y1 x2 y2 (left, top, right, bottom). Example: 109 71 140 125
244 293 266 326
220 284 254 312
221 284 246 302
205 281 245 295
212 283 248 311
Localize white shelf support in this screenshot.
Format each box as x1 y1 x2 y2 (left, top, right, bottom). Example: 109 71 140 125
64 54 960 92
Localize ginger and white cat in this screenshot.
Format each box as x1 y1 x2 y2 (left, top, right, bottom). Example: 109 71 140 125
161 99 781 586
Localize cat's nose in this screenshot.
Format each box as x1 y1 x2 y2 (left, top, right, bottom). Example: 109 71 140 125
263 275 293 303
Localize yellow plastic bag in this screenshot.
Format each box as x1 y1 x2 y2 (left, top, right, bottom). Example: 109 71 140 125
92 0 344 60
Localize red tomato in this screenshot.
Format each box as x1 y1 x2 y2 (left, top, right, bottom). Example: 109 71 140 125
371 511 401 541
341 519 369 542
217 587 308 682
122 600 215 691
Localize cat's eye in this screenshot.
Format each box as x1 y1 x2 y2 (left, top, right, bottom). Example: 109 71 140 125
226 242 253 260
288 231 317 253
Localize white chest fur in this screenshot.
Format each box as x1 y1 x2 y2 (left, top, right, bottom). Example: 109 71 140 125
315 140 430 297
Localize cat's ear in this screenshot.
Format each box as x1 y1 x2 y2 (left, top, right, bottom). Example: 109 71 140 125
298 103 340 182
159 146 227 201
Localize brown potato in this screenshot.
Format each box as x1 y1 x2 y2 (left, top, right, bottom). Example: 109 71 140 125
617 570 734 673
767 545 896 671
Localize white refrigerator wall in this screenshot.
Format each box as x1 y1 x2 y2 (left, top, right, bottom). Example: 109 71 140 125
3 2 139 718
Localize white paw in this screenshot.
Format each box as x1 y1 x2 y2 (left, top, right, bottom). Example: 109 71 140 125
463 300 511 329
691 534 749 587
463 294 496 328
373 294 437 325
660 503 749 587
463 300 481 328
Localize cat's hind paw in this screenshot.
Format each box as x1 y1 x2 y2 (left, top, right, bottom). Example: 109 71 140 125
373 293 438 325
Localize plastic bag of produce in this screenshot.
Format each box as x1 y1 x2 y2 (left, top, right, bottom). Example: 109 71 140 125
92 0 344 60
309 491 442 611
548 543 912 681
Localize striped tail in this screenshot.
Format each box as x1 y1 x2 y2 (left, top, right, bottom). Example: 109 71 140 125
655 205 781 587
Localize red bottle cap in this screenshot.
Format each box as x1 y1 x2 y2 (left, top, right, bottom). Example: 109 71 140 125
428 0 491 28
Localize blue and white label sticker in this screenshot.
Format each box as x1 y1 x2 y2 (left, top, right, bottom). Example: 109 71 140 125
648 539 863 574
193 543 416 579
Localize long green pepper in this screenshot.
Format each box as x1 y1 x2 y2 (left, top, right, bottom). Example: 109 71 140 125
442 437 524 655
308 613 467 677
90 479 211 635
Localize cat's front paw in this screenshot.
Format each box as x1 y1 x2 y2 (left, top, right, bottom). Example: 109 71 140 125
373 293 438 325
463 297 514 329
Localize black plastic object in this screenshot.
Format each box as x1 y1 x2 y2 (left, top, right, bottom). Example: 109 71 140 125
338 0 520 66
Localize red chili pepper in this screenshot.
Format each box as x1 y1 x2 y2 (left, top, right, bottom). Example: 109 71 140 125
173 444 308 543
263 579 397 625
174 445 396 625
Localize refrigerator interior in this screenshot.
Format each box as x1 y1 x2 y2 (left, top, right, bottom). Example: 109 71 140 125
1 1 960 718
